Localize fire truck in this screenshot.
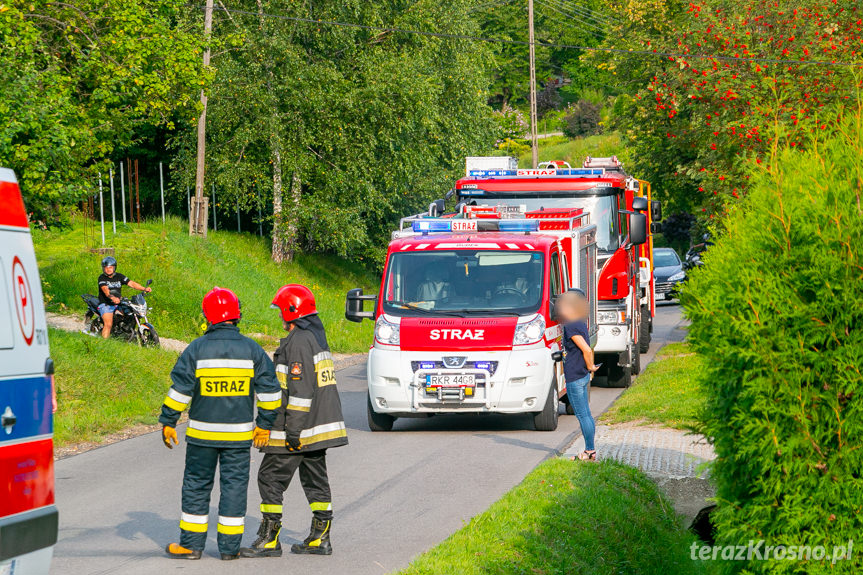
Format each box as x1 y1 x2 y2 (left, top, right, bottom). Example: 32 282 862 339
450 156 660 387
345 193 645 431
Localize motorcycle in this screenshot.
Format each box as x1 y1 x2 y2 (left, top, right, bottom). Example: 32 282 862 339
81 279 160 347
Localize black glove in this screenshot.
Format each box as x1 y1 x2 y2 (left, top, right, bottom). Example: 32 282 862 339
286 434 302 452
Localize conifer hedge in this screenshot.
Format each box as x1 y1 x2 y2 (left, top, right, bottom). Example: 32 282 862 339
683 111 863 574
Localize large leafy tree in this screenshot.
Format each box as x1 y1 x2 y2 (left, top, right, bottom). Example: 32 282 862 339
172 0 497 262
0 0 205 219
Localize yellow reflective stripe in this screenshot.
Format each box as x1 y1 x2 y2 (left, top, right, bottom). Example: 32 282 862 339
260 504 283 514
195 367 255 378
310 502 332 512
264 529 281 549
301 429 347 446
180 520 208 533
257 400 281 410
286 403 311 412
276 371 288 387
163 396 187 412
217 524 244 535
185 428 254 442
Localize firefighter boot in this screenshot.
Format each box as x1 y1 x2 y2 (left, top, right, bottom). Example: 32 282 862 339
239 516 282 558
291 518 332 555
165 543 202 560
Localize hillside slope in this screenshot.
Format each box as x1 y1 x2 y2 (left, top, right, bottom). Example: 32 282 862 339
33 217 377 352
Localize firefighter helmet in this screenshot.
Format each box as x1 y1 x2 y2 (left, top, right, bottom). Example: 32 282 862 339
202 286 241 324
271 284 317 323
101 256 117 270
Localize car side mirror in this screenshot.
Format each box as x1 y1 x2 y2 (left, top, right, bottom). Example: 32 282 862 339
651 200 662 222
551 350 563 362
629 213 647 245
548 294 559 321
146 279 153 287
631 196 648 212
345 288 377 322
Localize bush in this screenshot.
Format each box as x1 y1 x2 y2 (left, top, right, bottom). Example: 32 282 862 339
493 104 528 140
683 111 863 573
562 99 602 138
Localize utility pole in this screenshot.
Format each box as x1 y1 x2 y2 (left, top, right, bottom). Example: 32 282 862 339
528 0 539 168
190 0 214 237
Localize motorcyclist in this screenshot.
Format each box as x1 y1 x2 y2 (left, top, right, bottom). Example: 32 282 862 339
97 256 151 338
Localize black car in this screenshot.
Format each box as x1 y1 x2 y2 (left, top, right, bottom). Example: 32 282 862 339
653 248 685 302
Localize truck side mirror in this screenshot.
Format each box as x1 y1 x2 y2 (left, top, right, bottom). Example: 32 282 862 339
629 213 647 245
651 200 662 222
429 199 445 217
345 288 377 322
445 188 455 200
650 222 663 234
631 196 648 212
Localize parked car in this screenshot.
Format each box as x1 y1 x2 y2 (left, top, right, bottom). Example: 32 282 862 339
653 247 685 302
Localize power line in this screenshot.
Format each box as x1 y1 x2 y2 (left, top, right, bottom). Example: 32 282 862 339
536 0 605 36
468 0 517 13
557 0 612 25
200 4 863 68
543 0 608 29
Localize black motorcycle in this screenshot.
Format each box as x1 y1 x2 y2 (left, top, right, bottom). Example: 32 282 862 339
81 279 160 347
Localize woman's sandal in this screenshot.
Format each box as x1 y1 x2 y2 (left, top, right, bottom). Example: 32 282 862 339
571 450 597 461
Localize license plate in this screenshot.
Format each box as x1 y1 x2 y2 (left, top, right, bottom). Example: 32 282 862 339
656 292 666 300
426 374 475 387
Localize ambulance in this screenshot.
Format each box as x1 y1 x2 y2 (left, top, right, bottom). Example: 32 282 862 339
346 194 645 431
0 168 58 574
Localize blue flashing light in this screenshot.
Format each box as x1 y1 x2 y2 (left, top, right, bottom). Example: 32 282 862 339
467 168 604 177
412 220 452 233
475 361 491 370
469 169 517 176
498 220 540 232
420 362 435 370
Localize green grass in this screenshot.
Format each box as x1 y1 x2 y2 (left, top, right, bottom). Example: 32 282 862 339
34 216 376 352
601 343 706 430
398 458 713 575
516 132 631 167
50 328 179 446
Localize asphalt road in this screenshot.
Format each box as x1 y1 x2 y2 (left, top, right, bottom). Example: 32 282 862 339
52 305 685 575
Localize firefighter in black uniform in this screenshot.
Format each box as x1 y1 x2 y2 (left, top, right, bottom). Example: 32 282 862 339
240 284 348 558
160 287 282 560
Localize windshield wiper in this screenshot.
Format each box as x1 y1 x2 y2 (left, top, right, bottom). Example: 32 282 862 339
447 309 522 317
390 302 466 317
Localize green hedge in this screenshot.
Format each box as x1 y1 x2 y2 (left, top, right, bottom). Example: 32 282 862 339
683 112 863 573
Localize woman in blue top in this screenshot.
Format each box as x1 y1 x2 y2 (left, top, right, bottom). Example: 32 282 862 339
558 290 600 461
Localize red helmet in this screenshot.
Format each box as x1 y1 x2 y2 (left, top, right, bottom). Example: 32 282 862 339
202 286 241 324
271 284 317 323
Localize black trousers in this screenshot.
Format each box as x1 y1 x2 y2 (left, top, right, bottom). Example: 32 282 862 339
258 450 333 521
180 444 250 554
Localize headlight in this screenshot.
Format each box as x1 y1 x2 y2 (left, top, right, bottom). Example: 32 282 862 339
513 316 545 345
375 316 400 345
668 271 686 282
597 310 626 324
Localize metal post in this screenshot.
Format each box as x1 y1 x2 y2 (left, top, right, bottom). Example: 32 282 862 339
109 169 116 234
212 183 217 231
528 0 539 168
98 173 105 246
120 162 127 224
159 162 166 224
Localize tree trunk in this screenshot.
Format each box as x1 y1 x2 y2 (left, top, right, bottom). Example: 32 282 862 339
270 146 288 262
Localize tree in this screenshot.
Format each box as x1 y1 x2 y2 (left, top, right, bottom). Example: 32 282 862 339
563 99 602 138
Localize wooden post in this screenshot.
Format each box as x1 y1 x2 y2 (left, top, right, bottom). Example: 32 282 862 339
528 0 539 168
191 0 215 237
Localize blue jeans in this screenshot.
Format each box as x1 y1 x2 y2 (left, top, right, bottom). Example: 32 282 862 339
97 303 117 316
566 374 595 451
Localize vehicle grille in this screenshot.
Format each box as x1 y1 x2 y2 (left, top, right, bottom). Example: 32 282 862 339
411 360 498 376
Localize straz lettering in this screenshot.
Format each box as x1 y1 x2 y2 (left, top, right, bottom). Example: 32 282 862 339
429 329 485 341
201 378 250 396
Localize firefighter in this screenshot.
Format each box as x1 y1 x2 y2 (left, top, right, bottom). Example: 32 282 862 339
160 287 282 560
240 284 348 558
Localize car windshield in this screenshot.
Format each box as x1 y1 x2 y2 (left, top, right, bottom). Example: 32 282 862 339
653 250 680 267
382 250 545 317
466 195 619 252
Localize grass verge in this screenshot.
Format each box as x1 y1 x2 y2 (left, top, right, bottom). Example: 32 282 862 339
515 132 630 166
600 343 705 430
33 217 376 353
50 328 178 447
398 458 712 575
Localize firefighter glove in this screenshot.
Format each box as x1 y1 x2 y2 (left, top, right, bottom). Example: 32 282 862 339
162 425 178 449
253 426 270 448
286 434 302 452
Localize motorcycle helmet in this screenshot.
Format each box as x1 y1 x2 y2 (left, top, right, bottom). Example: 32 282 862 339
101 256 117 271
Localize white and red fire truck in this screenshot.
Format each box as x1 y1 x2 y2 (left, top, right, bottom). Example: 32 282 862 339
345 197 645 431
451 157 660 387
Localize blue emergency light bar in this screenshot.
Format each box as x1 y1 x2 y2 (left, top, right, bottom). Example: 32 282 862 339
468 168 605 177
420 362 435 370
410 219 540 233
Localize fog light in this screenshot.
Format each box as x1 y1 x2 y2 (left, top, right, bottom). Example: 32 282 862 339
525 397 536 408
611 327 621 336
377 397 387 408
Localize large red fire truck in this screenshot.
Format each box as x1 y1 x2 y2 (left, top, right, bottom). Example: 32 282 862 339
450 157 660 387
346 185 647 431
